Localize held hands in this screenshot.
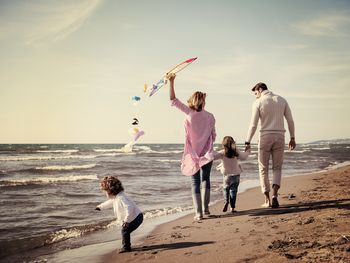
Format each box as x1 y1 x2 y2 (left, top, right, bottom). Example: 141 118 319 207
244 142 251 152
122 221 129 228
289 138 296 150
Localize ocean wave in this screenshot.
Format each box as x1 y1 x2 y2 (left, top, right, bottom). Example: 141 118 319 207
36 150 79 153
138 149 183 154
156 159 180 163
0 219 114 259
97 153 124 157
0 174 98 187
143 206 192 219
325 161 350 170
35 164 97 171
313 147 331 150
134 145 152 151
285 149 310 153
0 154 97 162
93 148 124 153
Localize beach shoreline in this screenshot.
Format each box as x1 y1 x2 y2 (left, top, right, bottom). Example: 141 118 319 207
6 164 348 263
100 164 350 263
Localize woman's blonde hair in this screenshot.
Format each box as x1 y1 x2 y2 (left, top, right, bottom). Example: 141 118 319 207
187 91 206 112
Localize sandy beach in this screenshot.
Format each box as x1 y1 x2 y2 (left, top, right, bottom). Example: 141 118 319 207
102 164 350 263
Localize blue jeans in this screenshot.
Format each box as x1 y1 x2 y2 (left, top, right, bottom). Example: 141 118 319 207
121 213 143 249
223 175 240 209
191 161 213 216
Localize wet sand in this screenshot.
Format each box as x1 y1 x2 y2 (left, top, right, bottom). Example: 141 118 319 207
103 165 350 263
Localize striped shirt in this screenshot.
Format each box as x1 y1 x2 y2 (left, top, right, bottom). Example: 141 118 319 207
246 90 295 142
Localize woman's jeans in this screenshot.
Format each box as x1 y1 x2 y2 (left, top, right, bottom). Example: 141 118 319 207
121 213 143 249
191 161 213 217
223 175 240 209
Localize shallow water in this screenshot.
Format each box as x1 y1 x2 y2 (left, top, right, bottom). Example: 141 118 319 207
0 142 349 261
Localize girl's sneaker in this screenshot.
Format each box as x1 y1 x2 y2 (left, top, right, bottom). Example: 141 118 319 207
222 202 229 212
194 214 203 221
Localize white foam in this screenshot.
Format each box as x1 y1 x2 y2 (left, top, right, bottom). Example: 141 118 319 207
48 229 83 244
156 159 180 163
134 146 152 151
93 149 124 153
0 154 97 161
143 206 193 219
285 150 309 153
98 153 124 157
36 150 79 153
313 147 331 150
0 174 98 186
325 161 350 170
35 164 97 171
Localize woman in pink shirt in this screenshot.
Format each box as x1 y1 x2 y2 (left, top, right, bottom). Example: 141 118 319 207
168 73 216 221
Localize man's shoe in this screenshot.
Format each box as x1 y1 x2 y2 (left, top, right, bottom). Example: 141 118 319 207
271 197 279 208
222 202 229 212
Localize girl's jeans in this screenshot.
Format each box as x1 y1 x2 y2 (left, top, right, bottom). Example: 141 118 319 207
191 161 213 216
223 175 240 209
121 213 143 249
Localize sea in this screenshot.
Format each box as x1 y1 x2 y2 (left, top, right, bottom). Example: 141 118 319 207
0 142 349 262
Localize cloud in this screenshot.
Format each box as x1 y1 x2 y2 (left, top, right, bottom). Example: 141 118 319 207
272 44 309 50
0 0 103 46
292 14 350 37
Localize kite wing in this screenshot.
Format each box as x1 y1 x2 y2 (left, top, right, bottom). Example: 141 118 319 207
148 57 197 97
166 57 197 75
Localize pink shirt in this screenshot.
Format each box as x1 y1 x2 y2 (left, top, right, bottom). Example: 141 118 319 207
171 98 216 176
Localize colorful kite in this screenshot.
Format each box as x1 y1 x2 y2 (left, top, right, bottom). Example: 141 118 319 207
146 57 198 97
121 57 198 152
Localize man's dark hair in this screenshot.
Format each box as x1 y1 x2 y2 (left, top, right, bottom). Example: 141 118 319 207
252 82 268 91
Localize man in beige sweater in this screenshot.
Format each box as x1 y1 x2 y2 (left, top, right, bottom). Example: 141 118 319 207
245 82 296 208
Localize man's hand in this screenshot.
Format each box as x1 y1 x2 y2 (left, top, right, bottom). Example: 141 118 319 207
289 138 296 150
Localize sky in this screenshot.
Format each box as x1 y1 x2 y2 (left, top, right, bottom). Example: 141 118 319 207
1 0 350 144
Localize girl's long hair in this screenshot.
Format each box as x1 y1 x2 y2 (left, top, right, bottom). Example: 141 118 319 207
222 136 239 158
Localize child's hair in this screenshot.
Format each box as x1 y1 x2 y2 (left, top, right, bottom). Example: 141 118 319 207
100 176 124 195
222 136 239 158
187 91 206 112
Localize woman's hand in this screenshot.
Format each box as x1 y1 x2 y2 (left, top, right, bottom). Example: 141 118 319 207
166 72 176 82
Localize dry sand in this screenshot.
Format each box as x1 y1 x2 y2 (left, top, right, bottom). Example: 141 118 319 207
103 165 350 263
